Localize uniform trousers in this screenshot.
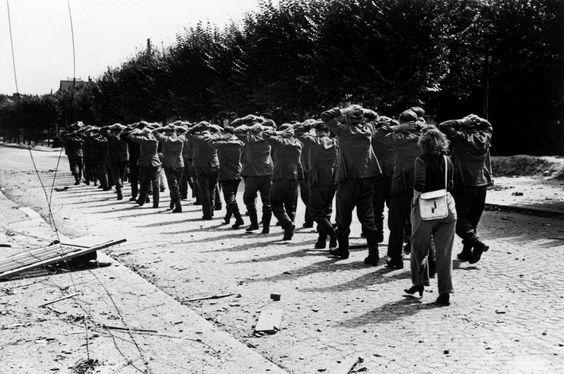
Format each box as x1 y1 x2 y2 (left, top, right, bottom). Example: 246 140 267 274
129 162 139 198
335 177 378 248
164 167 184 200
180 160 195 199
243 175 272 226
310 184 336 236
110 161 128 190
299 174 313 224
68 155 83 182
221 179 240 209
196 166 219 218
388 190 413 261
271 179 299 229
410 193 457 294
452 185 487 244
138 165 160 206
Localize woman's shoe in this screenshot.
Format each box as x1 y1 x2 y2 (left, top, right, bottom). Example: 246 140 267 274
404 285 424 297
436 293 450 306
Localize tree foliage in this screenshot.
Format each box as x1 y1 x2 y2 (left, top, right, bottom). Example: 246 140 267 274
0 0 562 154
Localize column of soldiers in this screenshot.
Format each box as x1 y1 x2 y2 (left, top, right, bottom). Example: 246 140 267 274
61 107 492 302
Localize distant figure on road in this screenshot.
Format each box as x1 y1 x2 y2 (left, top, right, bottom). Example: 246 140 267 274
439 114 493 264
62 121 85 185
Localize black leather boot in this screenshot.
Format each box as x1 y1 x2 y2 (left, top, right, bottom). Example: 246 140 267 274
261 211 272 234
246 208 259 232
364 244 379 266
172 199 182 213
469 239 489 264
329 235 349 259
231 205 244 229
315 233 327 249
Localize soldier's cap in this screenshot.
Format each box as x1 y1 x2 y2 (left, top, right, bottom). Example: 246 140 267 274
163 124 178 132
410 106 425 118
109 123 126 131
399 109 418 124
313 120 328 131
278 123 294 131
347 105 364 119
134 121 151 129
261 119 276 129
377 116 400 127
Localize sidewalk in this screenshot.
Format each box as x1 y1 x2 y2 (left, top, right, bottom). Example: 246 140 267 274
0 191 285 373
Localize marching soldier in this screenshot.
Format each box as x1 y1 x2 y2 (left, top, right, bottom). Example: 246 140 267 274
263 123 303 240
187 122 221 220
202 126 246 228
103 123 129 200
128 122 161 208
153 123 186 213
382 109 427 269
233 116 275 233
321 105 382 264
296 120 339 249
439 114 493 264
62 121 85 185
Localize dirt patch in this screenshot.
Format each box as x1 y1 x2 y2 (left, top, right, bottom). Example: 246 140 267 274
492 155 564 179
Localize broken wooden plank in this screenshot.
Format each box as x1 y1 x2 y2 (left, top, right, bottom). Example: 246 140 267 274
254 309 282 333
0 239 126 280
39 292 81 308
182 293 236 303
102 324 158 333
329 356 362 374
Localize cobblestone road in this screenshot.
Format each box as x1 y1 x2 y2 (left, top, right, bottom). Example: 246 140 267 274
1 147 563 373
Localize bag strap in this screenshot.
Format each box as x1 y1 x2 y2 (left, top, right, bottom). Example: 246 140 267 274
444 155 448 190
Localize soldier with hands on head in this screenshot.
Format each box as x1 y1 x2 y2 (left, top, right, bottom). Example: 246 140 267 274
439 114 493 264
233 115 275 233
320 105 382 264
296 119 339 249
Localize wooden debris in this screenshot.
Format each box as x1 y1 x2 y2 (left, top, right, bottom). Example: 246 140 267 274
102 324 157 333
254 309 282 333
330 356 362 374
182 293 236 303
0 238 126 280
39 292 81 308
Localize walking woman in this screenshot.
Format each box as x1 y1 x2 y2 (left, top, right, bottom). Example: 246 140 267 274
404 128 456 306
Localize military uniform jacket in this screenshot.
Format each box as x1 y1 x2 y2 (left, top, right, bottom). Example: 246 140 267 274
125 137 140 164
107 133 129 163
299 134 339 186
63 135 83 157
372 127 396 178
129 133 161 167
189 133 219 170
154 133 185 169
439 120 493 186
381 124 424 196
236 132 274 177
321 107 382 182
182 138 194 163
264 135 303 181
90 135 108 163
206 135 244 181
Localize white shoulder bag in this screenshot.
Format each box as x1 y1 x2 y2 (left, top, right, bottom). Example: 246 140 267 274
418 156 448 221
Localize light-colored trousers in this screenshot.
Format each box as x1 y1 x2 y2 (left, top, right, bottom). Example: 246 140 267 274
410 193 457 294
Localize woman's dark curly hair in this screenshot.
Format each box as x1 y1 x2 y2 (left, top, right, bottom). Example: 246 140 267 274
418 127 449 156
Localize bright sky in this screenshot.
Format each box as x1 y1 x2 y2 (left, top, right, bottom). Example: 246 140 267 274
0 0 262 95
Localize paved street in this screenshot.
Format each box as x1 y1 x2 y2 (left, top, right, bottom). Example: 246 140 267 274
1 146 564 373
